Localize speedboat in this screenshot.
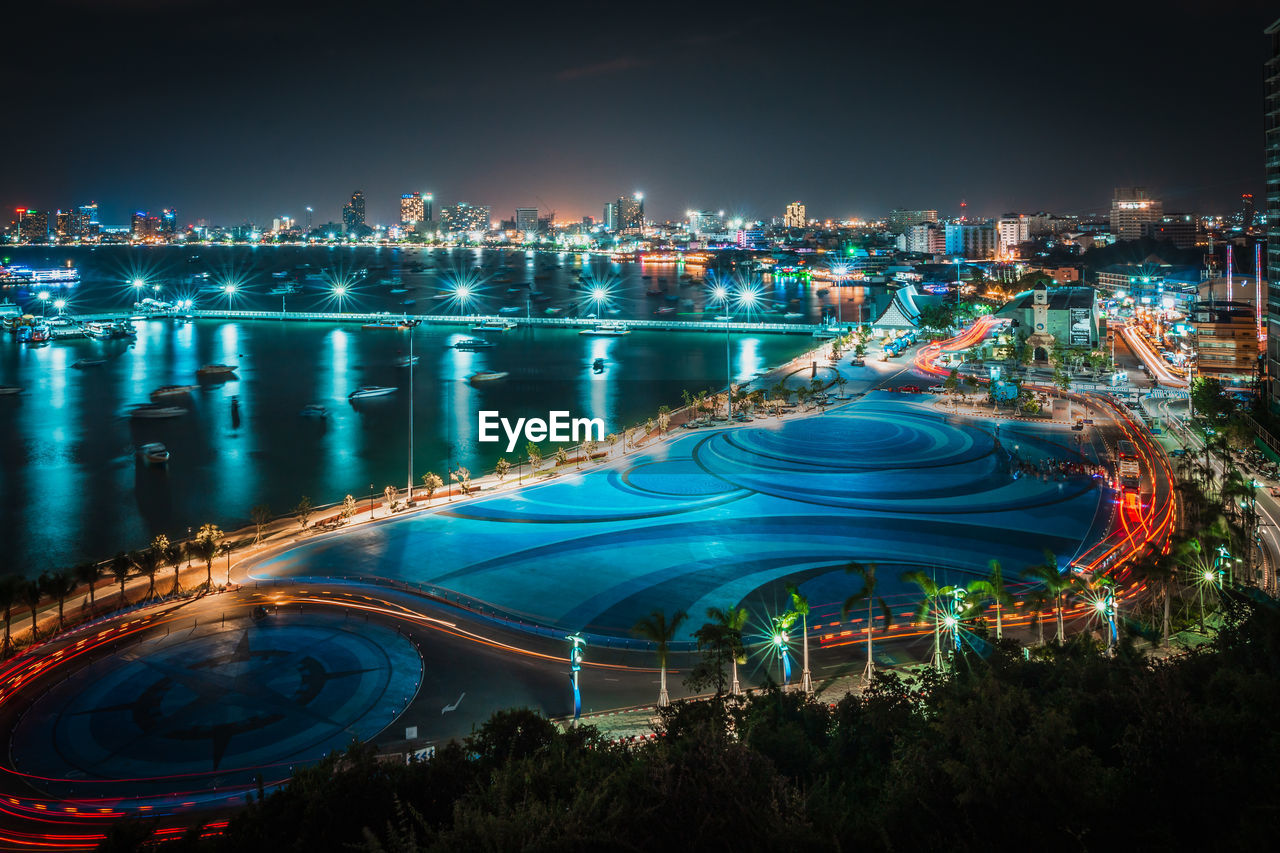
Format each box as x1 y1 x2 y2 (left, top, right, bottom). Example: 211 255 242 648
138 442 170 465
150 384 196 402
299 404 329 417
655 306 677 315
396 355 420 367
453 338 495 350
0 385 22 396
197 363 237 379
73 358 107 368
498 306 522 315
592 358 605 372
471 319 517 332
349 385 396 400
362 318 408 330
130 404 188 419
784 312 803 320
469 371 509 383
579 321 630 337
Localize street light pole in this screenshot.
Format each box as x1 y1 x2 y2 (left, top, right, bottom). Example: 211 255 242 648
406 319 421 502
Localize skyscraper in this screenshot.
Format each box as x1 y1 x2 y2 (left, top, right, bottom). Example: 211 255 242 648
16 209 48 243
130 211 149 241
615 193 644 232
1109 187 1162 241
343 190 366 233
887 208 938 235
784 201 806 228
688 210 724 237
603 202 617 231
160 208 177 237
515 207 539 233
1266 16 1280 405
423 193 434 224
400 192 424 225
439 202 490 234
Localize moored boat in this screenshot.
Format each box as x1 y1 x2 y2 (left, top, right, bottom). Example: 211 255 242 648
469 370 509 383
196 363 237 379
453 338 495 350
299 404 329 417
138 442 170 465
579 321 630 337
150 384 196 402
130 404 188 419
349 385 396 400
471 319 517 332
0 385 22 396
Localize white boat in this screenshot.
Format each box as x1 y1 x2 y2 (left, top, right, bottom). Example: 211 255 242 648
396 355 420 367
72 358 107 368
471 319 517 332
196 363 238 378
349 385 396 400
470 371 509 383
268 284 299 295
150 384 196 402
0 385 22 396
453 338 495 350
784 312 803 320
138 442 170 465
498 306 523 315
130 404 188 419
362 318 407 330
271 271 291 279
579 321 630 337
299 404 329 417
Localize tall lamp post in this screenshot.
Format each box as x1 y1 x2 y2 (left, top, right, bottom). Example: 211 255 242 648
711 283 732 418
36 290 49 316
405 318 421 501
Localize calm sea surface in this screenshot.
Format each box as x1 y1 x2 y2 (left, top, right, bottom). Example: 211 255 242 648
0 246 891 574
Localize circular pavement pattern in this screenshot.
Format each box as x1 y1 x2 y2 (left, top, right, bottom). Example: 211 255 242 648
9 613 422 798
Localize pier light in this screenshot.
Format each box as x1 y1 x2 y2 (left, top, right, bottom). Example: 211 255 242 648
711 284 729 303
736 288 759 309
131 278 145 290
53 298 66 314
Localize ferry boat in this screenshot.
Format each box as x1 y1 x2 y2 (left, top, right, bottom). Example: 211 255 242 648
196 363 238 379
471 319 517 332
579 321 630 337
361 318 408 330
349 385 396 400
150 384 196 402
452 338 495 350
130 404 188 419
138 442 171 465
469 371 509 383
17 325 51 343
84 321 135 340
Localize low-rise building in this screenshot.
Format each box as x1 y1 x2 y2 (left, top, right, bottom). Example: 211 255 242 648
1191 300 1260 386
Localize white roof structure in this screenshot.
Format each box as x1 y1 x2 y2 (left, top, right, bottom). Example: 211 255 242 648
873 283 927 331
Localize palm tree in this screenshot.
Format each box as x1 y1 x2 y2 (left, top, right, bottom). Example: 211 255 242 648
22 578 41 639
842 561 891 683
786 583 813 694
694 606 748 695
1025 587 1053 645
164 542 185 595
966 559 1011 641
631 608 688 707
193 525 223 587
73 561 100 607
132 548 162 600
901 570 954 669
109 552 132 606
39 570 77 628
0 575 20 654
1127 544 1181 645
1024 552 1072 643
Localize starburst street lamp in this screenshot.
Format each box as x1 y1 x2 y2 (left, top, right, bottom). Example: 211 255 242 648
221 283 237 307
589 284 608 318
36 290 49 316
52 298 66 316
709 279 761 419
332 284 349 313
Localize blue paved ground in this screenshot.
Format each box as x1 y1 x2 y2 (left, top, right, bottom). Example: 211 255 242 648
253 401 1108 640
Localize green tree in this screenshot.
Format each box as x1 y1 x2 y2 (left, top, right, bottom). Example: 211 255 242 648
689 605 749 695
251 503 272 544
786 583 813 693
193 524 223 587
554 446 569 467
495 458 511 480
632 608 688 707
1024 551 1073 643
132 547 162 600
340 494 358 520
73 561 100 607
294 496 314 530
527 442 543 472
842 561 891 682
420 472 443 502
39 569 77 628
967 560 1011 641
109 552 132 606
901 570 955 669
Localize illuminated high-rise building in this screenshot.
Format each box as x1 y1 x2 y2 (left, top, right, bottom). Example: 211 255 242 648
342 190 366 232
688 210 724 237
603 202 617 231
1109 187 1162 241
887 208 938 235
515 207 539 233
1265 16 1280 405
439 202 490 234
160 208 177 237
16 209 48 243
615 193 644 232
131 211 149 240
784 201 806 228
400 192 424 225
78 202 99 237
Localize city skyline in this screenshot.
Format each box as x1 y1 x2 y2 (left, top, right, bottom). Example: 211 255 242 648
1 0 1273 226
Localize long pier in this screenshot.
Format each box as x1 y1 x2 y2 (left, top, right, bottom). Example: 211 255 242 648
65 309 827 336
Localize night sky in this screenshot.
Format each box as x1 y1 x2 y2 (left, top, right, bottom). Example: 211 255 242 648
2 0 1275 227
